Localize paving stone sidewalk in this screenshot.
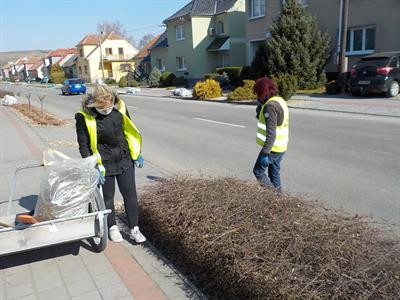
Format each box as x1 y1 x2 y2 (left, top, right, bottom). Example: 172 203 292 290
0 105 205 300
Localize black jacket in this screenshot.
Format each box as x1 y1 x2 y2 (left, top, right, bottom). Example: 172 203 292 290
256 99 284 155
75 107 133 176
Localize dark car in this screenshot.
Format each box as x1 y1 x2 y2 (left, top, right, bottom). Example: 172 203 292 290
349 52 400 97
61 78 86 95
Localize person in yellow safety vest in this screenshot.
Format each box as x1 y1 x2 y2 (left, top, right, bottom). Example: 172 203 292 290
252 77 289 193
75 84 146 243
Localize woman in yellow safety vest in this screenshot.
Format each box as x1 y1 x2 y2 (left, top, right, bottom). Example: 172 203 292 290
253 77 289 193
75 84 146 243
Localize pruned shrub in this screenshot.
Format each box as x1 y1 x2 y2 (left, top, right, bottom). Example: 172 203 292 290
49 64 65 84
147 67 161 88
105 78 116 85
239 65 253 81
172 76 188 87
272 73 298 100
160 71 176 87
193 79 222 100
118 76 128 88
128 79 140 87
124 176 400 300
227 80 256 101
204 73 219 80
325 80 340 95
216 67 242 86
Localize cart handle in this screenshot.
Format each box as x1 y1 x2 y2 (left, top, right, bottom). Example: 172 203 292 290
6 163 44 216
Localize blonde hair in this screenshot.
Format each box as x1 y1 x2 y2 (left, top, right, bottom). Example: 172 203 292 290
82 84 115 108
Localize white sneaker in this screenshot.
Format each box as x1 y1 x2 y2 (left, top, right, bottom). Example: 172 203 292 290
130 226 146 243
109 225 123 242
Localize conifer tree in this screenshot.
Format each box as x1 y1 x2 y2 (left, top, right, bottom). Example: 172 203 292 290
252 0 331 89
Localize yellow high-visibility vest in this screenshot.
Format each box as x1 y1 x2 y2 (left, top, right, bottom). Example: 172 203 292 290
256 96 289 152
78 100 142 171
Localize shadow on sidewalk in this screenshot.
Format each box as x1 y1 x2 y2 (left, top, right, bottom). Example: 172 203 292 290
0 240 100 270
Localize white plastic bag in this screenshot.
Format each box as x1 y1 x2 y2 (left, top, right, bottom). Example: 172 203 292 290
34 150 99 221
1 95 18 106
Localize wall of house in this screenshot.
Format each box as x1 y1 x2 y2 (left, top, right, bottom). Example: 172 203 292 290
101 39 138 59
151 47 168 75
228 3 247 67
164 19 196 78
109 61 136 82
308 0 400 72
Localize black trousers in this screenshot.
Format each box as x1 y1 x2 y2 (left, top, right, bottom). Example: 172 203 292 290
102 165 139 229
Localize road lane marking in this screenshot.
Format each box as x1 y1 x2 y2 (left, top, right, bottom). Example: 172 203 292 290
127 105 138 109
194 117 245 128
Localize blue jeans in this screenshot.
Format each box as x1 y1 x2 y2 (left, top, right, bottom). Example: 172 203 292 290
253 150 285 193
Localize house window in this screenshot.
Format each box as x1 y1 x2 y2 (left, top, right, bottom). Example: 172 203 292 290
176 57 186 70
78 66 82 74
156 59 165 71
175 25 185 40
79 49 83 57
105 48 113 55
118 48 124 55
84 66 88 75
120 64 131 71
218 53 230 67
346 26 375 55
218 21 224 34
250 0 265 18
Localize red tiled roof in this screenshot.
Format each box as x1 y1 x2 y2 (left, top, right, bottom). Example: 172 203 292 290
47 48 77 58
25 56 42 65
30 60 44 70
14 58 28 65
76 32 124 46
134 35 161 59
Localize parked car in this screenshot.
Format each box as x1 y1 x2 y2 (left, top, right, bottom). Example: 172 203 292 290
349 52 400 97
61 78 86 95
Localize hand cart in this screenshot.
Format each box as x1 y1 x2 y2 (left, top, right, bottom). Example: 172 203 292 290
0 164 111 256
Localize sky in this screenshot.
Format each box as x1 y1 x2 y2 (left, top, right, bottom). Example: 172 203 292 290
0 0 189 52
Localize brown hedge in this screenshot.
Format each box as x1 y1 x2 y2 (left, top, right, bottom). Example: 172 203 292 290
130 177 400 299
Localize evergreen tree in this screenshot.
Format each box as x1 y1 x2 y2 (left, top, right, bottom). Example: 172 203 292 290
253 0 330 89
147 67 161 87
250 43 270 80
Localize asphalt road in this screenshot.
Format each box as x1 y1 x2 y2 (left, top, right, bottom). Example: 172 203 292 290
2 84 400 228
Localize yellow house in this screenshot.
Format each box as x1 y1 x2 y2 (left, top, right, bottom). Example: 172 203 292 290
75 32 138 83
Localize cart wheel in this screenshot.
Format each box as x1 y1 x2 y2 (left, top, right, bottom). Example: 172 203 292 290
88 187 108 252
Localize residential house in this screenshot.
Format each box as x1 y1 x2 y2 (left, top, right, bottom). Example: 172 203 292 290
42 48 77 78
151 0 247 81
245 0 400 78
134 35 161 74
13 58 28 81
75 32 138 83
62 54 78 78
27 59 45 80
1 63 12 80
23 56 43 80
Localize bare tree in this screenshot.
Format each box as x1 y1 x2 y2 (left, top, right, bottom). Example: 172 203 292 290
97 20 137 47
37 93 47 119
138 33 155 49
25 93 32 112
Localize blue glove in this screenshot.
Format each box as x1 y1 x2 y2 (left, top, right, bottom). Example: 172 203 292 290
97 165 106 185
134 155 144 168
259 155 270 167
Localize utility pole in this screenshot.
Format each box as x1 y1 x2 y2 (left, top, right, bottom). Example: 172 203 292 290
339 0 349 74
98 31 105 81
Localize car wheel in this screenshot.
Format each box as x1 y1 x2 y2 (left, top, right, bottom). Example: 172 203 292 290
387 80 399 97
350 90 362 97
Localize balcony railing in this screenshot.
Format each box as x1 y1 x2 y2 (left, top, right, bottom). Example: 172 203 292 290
102 54 135 61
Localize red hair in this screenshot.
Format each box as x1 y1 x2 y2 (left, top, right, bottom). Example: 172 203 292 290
253 77 278 102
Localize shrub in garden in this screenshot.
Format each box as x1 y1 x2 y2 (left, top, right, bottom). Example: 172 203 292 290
105 78 116 85
325 80 340 94
239 65 253 81
49 64 65 84
172 76 188 87
160 71 176 87
216 67 242 86
204 73 219 80
227 80 256 101
128 79 140 87
193 79 222 100
129 176 400 300
147 67 162 87
118 76 128 88
272 73 298 100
